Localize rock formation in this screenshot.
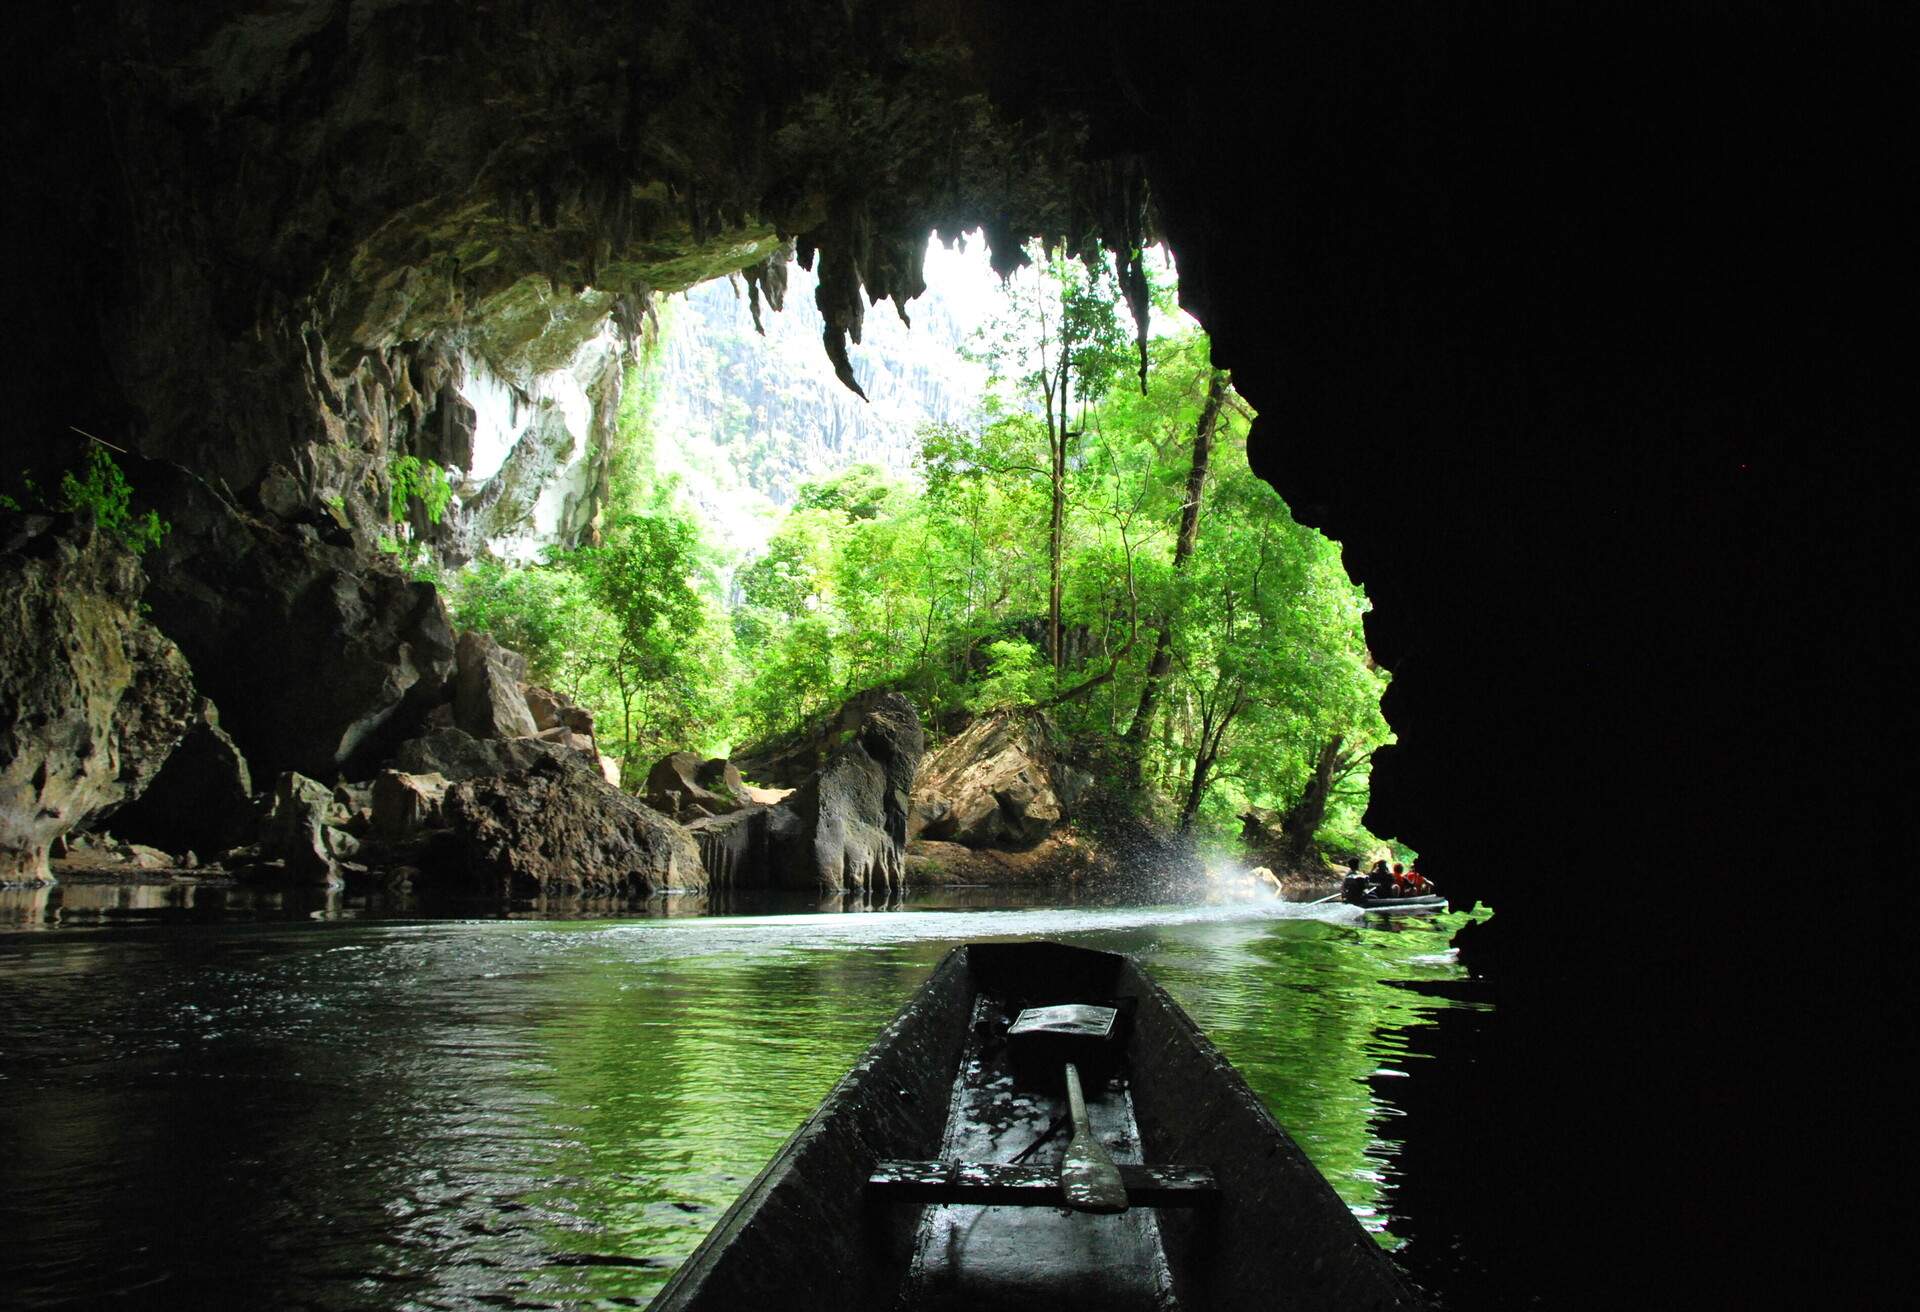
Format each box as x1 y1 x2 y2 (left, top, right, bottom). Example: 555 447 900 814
452 631 539 740
258 772 357 888
104 700 257 859
910 711 1087 849
441 746 703 899
899 710 1097 885
1 517 197 885
764 694 924 894
644 752 751 820
685 695 926 895
139 471 457 783
732 688 905 789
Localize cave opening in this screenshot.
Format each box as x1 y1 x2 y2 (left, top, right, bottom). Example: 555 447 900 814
0 3 1891 1309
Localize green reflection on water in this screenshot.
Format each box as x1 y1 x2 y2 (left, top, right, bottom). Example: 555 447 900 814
0 903 1482 1309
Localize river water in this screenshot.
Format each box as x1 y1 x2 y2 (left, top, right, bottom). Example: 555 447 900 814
0 889 1486 1309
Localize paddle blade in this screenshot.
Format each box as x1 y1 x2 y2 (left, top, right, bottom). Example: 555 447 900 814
1061 1135 1129 1214
1060 1062 1129 1214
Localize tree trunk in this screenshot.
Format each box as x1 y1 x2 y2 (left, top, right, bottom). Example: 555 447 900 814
1125 369 1229 753
1047 362 1069 673
1278 735 1346 866
1177 690 1242 834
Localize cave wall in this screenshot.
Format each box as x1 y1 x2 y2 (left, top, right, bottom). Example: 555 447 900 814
2 0 1891 1304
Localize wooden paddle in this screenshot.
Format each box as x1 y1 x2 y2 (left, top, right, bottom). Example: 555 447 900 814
1059 1062 1128 1213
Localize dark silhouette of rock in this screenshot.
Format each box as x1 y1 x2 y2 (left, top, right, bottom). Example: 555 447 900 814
106 700 256 857
139 473 456 784
388 727 555 782
452 630 538 739
440 747 703 898
2 517 197 884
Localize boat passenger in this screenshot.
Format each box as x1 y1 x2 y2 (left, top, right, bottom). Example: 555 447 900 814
1405 863 1430 895
1365 860 1397 897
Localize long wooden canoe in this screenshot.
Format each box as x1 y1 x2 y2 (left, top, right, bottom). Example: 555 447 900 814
649 941 1424 1310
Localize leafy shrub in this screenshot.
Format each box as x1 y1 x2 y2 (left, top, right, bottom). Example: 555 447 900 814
387 455 452 524
966 638 1050 713
57 446 168 554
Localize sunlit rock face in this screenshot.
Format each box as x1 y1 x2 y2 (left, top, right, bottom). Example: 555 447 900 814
429 326 622 565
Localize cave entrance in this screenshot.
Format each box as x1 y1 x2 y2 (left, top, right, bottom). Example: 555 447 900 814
409 233 1406 892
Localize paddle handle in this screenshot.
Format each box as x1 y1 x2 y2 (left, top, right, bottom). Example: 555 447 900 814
1065 1062 1093 1136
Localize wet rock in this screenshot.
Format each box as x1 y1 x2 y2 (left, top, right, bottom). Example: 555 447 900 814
765 693 923 894
440 746 703 898
644 752 750 820
452 630 538 740
2 517 197 885
911 711 1068 849
105 700 257 858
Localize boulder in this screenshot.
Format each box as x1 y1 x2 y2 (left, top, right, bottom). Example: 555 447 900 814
523 684 594 736
905 834 1097 885
105 699 257 857
440 746 704 898
452 630 539 740
260 771 353 887
370 769 450 843
139 472 457 782
732 688 902 788
765 693 924 893
684 806 772 892
535 725 598 755
2 517 198 884
644 752 750 820
911 711 1066 849
389 726 555 781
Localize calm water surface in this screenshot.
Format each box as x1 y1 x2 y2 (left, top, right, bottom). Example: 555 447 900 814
0 892 1486 1308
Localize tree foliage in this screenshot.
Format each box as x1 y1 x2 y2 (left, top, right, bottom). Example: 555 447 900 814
437 264 1398 861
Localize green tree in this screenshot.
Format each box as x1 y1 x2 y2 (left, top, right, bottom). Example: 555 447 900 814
975 246 1135 676
569 510 721 773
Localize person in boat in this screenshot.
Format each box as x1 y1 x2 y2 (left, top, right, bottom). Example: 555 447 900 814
1403 862 1432 895
1342 863 1371 903
1365 860 1398 898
